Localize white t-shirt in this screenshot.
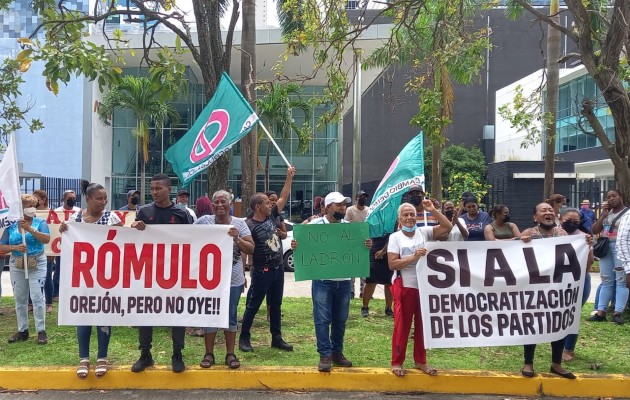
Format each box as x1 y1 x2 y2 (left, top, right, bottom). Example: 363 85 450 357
388 227 433 289
447 217 468 241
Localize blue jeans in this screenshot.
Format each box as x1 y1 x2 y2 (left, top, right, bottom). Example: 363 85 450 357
9 254 47 333
596 243 628 313
312 279 351 357
78 326 111 359
240 265 284 340
564 272 592 351
205 284 244 333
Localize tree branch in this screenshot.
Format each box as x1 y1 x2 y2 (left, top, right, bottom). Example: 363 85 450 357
512 0 578 43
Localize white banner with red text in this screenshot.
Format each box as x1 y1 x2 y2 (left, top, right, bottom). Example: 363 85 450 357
417 235 589 349
58 223 233 328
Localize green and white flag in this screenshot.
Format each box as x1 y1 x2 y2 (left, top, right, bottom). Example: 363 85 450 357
366 133 425 238
165 73 259 185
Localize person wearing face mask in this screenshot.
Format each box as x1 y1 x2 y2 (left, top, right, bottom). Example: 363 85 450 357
291 191 373 372
119 189 140 211
387 201 452 377
579 199 595 233
176 189 197 222
461 196 492 241
484 204 521 240
54 189 81 213
345 190 370 300
53 189 80 302
0 194 51 345
404 185 438 227
440 200 469 241
559 207 594 362
519 202 592 379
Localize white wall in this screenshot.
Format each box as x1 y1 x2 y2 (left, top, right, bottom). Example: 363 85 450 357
494 70 544 162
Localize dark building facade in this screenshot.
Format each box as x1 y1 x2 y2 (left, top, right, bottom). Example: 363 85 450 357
342 7 577 198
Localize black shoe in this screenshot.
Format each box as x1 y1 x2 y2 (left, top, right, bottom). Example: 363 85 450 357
318 356 332 372
550 366 575 379
385 307 394 317
361 307 369 318
131 350 154 372
271 336 293 351
171 351 185 373
521 368 535 378
332 353 353 367
587 313 606 322
8 330 29 343
612 314 625 325
239 338 254 352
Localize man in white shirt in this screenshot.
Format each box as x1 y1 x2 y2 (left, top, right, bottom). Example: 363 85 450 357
176 189 197 222
54 189 81 213
616 211 630 289
299 191 372 372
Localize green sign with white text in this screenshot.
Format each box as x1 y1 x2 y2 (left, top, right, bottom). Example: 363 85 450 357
293 222 369 281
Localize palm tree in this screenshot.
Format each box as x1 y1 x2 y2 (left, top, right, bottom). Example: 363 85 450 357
256 83 312 191
97 75 179 203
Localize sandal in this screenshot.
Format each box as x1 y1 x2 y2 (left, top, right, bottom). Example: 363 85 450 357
199 352 215 368
95 358 108 378
76 359 90 380
225 352 241 369
415 363 438 376
392 365 405 377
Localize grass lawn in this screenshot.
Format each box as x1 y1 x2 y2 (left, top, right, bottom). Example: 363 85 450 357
0 296 629 374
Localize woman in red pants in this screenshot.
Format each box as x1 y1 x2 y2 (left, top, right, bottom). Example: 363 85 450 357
387 200 452 377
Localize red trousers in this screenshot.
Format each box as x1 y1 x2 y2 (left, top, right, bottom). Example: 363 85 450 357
391 285 426 366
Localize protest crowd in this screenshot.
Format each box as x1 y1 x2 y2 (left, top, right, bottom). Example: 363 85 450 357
4 163 629 383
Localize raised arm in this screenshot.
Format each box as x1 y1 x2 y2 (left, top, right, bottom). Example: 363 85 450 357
275 166 296 213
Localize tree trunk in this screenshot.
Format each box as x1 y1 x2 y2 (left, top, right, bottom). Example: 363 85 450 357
543 0 560 199
431 141 442 201
240 0 257 214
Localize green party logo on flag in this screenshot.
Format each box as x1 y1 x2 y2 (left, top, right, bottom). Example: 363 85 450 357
166 73 259 185
366 133 425 238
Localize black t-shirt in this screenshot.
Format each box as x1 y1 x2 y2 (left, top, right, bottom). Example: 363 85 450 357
136 202 193 225
247 216 283 267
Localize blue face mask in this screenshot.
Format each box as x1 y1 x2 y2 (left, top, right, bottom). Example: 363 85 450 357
401 225 416 233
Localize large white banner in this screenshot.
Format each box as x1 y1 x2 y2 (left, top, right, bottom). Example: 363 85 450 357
418 236 589 349
58 223 233 328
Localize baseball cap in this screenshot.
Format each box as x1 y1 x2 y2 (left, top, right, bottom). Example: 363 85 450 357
356 190 369 198
177 189 190 196
127 189 140 197
324 192 352 207
407 185 424 194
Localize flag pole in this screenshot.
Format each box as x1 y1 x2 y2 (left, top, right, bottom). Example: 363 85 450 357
258 121 291 168
8 134 27 279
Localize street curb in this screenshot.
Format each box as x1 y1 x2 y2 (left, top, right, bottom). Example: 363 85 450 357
0 367 628 397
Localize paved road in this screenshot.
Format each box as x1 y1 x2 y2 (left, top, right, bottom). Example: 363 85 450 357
0 390 619 400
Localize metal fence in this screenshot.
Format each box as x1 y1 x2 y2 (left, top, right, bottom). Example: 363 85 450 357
40 177 83 209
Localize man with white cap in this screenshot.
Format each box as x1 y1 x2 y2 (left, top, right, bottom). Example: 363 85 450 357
120 189 140 211
293 191 372 372
580 199 595 233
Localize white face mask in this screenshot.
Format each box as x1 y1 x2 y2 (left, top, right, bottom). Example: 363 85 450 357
23 207 37 217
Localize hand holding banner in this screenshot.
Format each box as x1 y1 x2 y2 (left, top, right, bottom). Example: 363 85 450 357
58 223 233 328
417 236 589 349
293 222 369 281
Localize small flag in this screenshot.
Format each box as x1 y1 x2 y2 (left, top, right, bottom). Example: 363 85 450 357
165 72 259 185
0 133 23 225
366 133 425 238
